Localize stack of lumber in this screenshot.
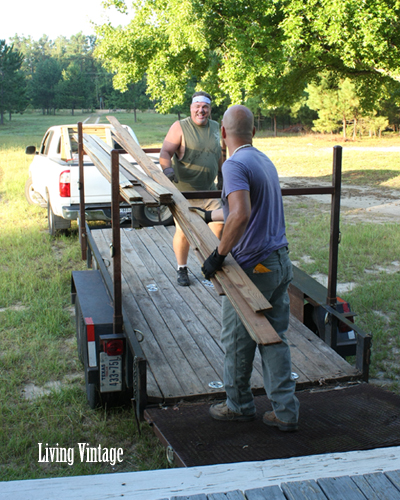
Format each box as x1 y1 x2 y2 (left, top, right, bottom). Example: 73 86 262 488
78 132 174 207
107 116 282 346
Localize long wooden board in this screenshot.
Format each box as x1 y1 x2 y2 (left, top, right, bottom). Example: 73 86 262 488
107 115 281 346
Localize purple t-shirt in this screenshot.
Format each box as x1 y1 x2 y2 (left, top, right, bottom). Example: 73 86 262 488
221 146 288 269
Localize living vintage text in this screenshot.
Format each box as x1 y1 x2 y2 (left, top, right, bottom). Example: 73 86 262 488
38 442 124 466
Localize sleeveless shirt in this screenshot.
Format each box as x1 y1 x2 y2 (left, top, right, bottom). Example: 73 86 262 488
172 117 221 192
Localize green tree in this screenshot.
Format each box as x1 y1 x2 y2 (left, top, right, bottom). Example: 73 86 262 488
94 0 400 113
307 76 361 138
94 0 287 112
307 76 341 134
0 40 27 124
113 77 153 121
56 62 94 114
11 35 54 78
30 58 62 114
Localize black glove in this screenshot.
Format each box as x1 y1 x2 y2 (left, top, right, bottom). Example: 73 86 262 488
163 167 177 183
202 248 226 279
189 206 213 224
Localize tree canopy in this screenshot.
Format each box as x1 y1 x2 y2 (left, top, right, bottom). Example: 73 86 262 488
95 0 400 112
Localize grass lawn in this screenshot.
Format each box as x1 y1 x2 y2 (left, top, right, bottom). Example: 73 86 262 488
0 110 399 481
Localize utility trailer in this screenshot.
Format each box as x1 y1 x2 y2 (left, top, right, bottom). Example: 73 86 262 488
71 124 372 460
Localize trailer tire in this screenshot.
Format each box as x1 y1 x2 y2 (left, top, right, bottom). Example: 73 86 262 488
75 302 85 365
86 382 99 409
131 205 173 227
84 350 100 409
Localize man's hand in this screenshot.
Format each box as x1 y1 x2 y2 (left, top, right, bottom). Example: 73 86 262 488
163 167 177 183
202 248 226 279
189 206 213 224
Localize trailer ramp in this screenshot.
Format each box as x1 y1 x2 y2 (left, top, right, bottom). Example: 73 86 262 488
144 384 400 467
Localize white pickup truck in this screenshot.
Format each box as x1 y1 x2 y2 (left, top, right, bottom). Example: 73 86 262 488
25 123 172 235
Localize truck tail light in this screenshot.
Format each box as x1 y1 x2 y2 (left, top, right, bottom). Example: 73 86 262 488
59 170 71 197
103 339 124 356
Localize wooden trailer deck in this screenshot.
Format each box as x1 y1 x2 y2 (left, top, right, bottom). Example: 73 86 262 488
90 224 361 404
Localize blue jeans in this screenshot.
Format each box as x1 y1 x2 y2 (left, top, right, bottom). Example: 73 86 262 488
221 247 300 423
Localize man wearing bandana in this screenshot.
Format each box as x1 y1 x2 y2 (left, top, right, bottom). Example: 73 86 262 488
160 91 224 286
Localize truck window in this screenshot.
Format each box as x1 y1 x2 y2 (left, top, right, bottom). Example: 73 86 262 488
40 131 54 155
70 136 79 154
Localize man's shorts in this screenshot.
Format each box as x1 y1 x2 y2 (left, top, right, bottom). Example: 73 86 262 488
175 198 223 230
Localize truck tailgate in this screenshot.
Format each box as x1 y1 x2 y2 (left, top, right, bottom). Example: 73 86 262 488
70 162 111 204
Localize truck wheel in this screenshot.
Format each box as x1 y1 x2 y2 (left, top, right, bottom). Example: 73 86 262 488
131 205 173 227
25 177 39 205
47 199 71 236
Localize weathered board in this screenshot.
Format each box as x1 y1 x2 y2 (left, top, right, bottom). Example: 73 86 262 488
91 225 360 403
2 447 400 499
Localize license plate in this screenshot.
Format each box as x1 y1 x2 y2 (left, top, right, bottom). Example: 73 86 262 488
100 352 122 392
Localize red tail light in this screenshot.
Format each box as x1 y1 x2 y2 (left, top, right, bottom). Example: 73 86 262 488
104 339 124 356
59 170 71 197
337 297 355 332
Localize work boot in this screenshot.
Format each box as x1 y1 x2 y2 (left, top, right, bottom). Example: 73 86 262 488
177 267 190 286
209 401 256 422
263 411 298 432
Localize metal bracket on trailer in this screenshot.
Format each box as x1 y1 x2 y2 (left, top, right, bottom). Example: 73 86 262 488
290 265 371 381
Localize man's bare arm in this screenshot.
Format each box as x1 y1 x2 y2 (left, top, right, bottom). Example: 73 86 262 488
217 190 251 256
159 121 184 170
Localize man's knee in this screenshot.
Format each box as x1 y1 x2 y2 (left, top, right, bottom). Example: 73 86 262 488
209 221 224 239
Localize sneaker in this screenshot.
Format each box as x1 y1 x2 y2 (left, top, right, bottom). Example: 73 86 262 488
262 411 298 432
177 267 190 286
209 401 256 422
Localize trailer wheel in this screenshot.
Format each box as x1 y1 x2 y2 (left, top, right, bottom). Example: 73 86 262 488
47 198 71 236
86 382 99 409
131 205 173 227
84 352 100 409
75 301 85 365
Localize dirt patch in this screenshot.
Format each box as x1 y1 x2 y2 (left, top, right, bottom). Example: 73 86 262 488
22 374 82 401
280 176 400 223
0 303 28 313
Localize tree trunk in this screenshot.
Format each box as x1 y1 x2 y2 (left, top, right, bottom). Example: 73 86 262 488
352 118 357 140
177 111 181 120
343 116 347 139
274 115 277 137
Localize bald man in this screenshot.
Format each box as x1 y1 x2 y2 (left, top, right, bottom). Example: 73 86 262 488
200 105 300 431
160 91 224 286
